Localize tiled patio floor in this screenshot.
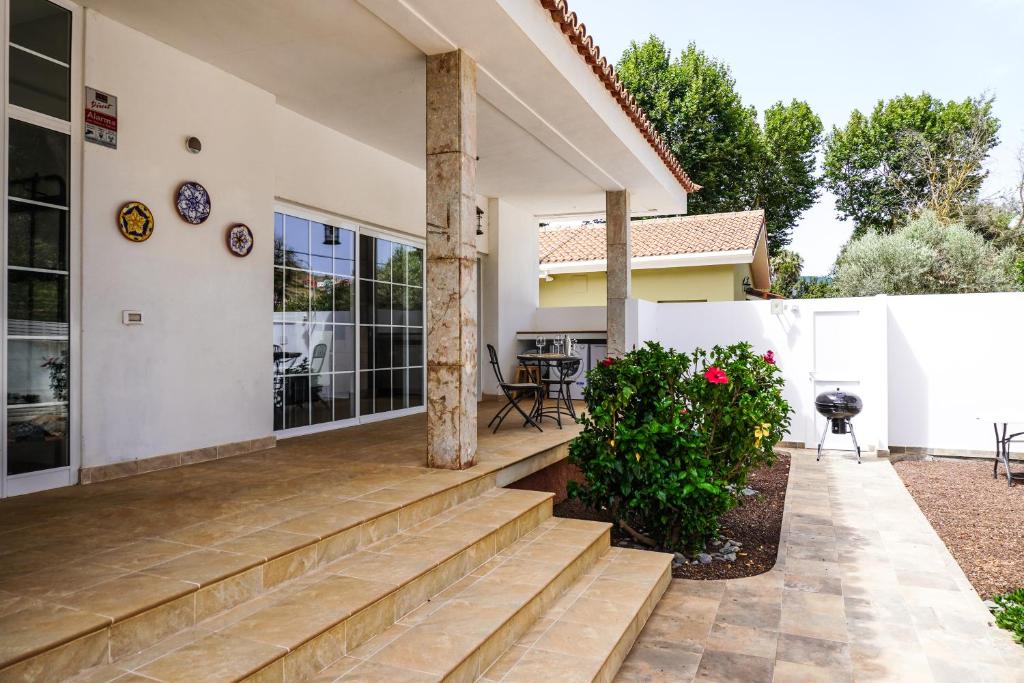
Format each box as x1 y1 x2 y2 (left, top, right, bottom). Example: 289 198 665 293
618 450 1024 683
0 400 581 677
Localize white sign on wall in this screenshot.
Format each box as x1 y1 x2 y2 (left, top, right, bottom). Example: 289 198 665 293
84 87 117 149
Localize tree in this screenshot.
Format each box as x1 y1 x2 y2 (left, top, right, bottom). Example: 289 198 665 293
832 212 1017 297
770 249 803 297
616 38 822 256
823 94 1000 235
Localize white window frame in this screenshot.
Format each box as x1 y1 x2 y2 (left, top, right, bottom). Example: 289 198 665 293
272 201 426 439
2 0 83 498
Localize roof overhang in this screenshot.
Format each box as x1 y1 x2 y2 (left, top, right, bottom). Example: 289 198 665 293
539 249 756 277
80 0 690 218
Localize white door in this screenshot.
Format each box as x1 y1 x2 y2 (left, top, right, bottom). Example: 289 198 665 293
809 309 876 451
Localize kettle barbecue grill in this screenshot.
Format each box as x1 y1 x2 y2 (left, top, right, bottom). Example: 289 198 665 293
815 388 862 463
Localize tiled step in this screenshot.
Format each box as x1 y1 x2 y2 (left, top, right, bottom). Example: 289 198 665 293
0 467 504 682
313 517 614 682
481 546 673 683
61 488 553 683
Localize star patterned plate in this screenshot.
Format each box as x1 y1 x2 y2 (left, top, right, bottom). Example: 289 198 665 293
118 201 155 242
176 181 211 225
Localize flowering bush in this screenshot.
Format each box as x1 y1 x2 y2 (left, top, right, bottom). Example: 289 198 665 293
568 341 791 551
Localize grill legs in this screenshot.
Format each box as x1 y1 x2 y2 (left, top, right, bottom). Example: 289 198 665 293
817 418 862 464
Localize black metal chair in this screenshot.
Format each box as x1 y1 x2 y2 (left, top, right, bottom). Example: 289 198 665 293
486 344 543 433
539 357 582 427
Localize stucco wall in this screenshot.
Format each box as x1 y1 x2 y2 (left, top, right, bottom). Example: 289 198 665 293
539 264 748 307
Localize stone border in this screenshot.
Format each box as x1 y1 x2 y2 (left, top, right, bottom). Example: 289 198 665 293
889 444 1023 463
78 436 277 485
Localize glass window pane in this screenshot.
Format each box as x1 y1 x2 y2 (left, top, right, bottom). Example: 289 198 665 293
284 269 310 315
359 370 374 416
280 323 310 374
374 283 390 325
374 369 392 413
408 368 424 408
7 339 68 404
374 327 392 369
359 279 373 323
284 376 310 429
391 243 407 285
392 285 407 326
334 258 354 278
309 326 332 375
407 286 423 327
407 327 424 368
333 373 355 420
273 377 284 431
8 270 68 336
337 229 355 260
333 325 355 373
375 240 392 282
333 277 353 323
11 0 71 63
274 213 284 266
7 404 68 475
393 369 408 410
311 222 334 259
274 267 284 317
391 327 406 368
8 201 67 270
284 215 309 268
359 325 373 370
408 248 423 285
310 273 333 323
9 119 69 206
9 47 70 120
358 234 374 280
310 373 332 425
273 323 287 375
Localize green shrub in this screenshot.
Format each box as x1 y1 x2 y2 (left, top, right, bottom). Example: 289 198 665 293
568 341 791 552
993 589 1024 645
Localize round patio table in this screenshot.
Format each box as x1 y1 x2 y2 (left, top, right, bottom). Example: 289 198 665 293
977 417 1024 487
516 353 582 428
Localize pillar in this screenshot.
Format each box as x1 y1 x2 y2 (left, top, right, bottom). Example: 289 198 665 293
425 50 478 469
606 190 631 357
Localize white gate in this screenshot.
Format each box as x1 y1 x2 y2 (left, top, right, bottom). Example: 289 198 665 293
809 309 877 451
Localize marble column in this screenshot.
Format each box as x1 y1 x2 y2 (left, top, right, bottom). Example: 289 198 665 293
425 50 478 469
606 190 631 357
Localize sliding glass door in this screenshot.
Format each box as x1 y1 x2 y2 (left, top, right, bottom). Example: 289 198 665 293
3 0 79 497
273 209 424 435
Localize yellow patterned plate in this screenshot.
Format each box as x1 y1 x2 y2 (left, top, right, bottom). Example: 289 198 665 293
118 201 155 242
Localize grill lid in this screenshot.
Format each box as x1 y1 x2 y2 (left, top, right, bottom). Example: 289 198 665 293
814 388 863 420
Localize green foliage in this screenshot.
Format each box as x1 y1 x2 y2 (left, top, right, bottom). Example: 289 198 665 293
770 249 803 298
616 38 822 256
568 342 791 551
832 211 1018 296
824 93 1000 235
992 589 1024 645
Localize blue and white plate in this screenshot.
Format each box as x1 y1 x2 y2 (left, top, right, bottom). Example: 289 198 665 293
227 223 254 257
176 181 211 225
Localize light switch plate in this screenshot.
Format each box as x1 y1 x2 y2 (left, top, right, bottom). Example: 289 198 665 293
122 310 143 325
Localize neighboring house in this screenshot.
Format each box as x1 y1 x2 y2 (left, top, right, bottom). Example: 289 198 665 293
538 210 771 306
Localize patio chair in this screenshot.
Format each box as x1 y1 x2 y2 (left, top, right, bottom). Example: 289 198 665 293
486 344 543 433
539 356 581 427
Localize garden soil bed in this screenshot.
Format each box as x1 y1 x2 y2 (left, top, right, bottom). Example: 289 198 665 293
893 458 1024 599
553 453 790 579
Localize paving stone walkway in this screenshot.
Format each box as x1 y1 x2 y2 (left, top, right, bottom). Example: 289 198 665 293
616 450 1024 682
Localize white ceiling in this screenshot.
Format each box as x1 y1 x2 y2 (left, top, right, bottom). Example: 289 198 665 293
78 0 686 217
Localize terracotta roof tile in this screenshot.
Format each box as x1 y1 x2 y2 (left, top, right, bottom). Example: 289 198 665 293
538 210 766 264
538 0 700 194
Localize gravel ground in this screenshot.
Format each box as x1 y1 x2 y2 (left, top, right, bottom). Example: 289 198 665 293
553 453 790 580
893 458 1024 599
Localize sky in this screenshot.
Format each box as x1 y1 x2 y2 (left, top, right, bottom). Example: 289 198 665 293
568 0 1024 275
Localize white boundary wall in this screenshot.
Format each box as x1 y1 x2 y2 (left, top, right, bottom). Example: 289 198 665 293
633 292 1024 456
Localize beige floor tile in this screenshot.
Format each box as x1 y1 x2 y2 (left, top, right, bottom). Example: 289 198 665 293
145 549 262 587
695 650 774 682
213 528 315 561
58 572 194 621
89 539 197 572
135 632 286 682
368 626 480 675
0 601 109 668
501 647 603 682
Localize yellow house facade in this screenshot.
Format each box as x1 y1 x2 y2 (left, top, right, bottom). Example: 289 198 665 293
539 210 771 306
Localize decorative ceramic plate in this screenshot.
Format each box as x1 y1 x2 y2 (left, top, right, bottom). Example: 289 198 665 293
176 181 211 224
226 223 254 257
118 201 155 242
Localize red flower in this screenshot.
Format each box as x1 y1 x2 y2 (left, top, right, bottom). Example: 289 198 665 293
704 366 729 385
763 350 776 365
600 357 615 368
